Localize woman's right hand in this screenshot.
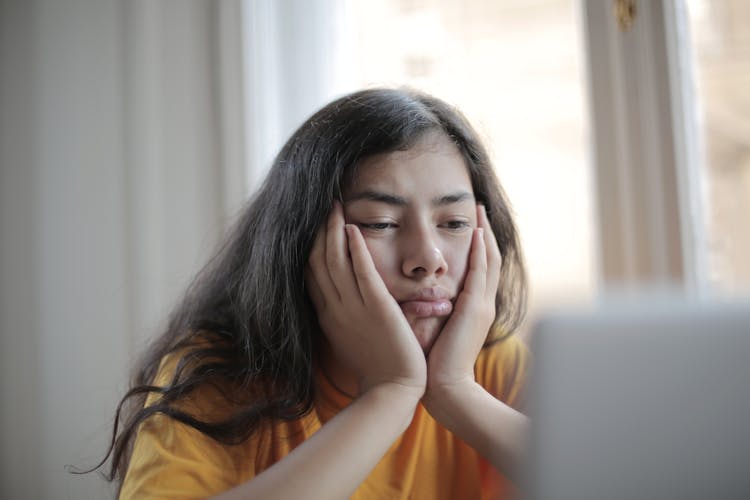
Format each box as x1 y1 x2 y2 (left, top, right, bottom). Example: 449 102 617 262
306 202 426 397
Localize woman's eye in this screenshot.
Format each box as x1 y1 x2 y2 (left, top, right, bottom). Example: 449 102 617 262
360 222 396 231
441 220 471 230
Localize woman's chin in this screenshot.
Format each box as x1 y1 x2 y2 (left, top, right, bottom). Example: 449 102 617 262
409 317 447 355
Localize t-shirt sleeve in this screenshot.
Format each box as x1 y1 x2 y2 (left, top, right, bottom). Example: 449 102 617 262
119 355 254 499
474 333 530 411
119 412 244 499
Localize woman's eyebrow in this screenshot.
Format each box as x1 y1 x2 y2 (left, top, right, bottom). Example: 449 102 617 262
345 190 475 207
432 191 474 206
345 190 407 206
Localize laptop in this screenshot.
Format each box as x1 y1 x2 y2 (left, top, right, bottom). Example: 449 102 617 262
522 297 750 500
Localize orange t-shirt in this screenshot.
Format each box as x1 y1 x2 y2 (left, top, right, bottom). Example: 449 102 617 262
120 334 528 499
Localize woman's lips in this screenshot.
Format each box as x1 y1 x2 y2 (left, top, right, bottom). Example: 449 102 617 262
398 287 453 318
399 299 453 318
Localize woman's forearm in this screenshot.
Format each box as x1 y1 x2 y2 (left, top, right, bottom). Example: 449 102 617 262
211 383 422 500
423 380 529 483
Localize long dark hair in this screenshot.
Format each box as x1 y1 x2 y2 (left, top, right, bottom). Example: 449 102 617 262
96 87 527 484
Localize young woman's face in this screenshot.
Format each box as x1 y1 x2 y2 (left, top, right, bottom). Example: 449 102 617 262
343 132 477 354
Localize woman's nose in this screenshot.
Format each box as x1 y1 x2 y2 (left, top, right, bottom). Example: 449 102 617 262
402 230 448 278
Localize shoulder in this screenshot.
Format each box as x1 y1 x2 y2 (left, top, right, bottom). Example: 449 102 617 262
121 409 244 499
475 329 531 409
121 337 299 498
144 334 255 422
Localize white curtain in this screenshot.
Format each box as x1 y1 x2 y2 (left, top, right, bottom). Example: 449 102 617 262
242 0 351 191
0 0 245 498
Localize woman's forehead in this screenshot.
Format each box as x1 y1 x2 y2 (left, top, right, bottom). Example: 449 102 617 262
344 133 471 195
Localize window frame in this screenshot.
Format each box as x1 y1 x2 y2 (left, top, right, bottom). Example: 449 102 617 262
582 0 709 293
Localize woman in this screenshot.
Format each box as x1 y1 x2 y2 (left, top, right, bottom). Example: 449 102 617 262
104 87 529 499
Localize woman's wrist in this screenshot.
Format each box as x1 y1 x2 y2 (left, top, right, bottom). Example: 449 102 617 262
422 374 486 427
361 378 426 405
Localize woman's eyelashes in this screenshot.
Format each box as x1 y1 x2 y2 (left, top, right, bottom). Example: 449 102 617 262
358 221 398 232
355 217 473 233
439 219 472 231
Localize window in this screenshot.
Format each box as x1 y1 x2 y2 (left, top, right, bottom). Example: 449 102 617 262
685 0 750 294
240 0 750 324
344 0 594 325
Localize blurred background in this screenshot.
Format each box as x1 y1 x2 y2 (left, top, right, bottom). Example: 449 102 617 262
1 0 748 498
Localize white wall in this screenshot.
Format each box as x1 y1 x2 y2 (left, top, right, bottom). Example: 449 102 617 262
1 1 127 497
0 1 245 498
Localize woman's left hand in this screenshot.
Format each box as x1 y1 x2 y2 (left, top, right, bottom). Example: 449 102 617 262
423 205 501 404
421 206 528 478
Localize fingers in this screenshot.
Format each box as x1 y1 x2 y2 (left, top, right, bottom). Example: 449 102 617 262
461 226 487 299
308 214 339 301
326 202 361 301
345 224 390 305
309 202 378 308
478 205 502 298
